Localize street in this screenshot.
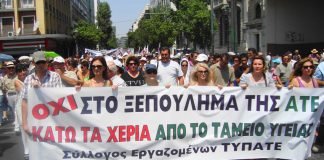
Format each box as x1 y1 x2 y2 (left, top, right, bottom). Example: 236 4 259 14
1 121 324 160
0 122 24 160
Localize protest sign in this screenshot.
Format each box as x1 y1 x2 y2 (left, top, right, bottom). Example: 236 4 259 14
27 86 323 160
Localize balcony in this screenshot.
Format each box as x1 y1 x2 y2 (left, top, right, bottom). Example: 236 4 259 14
0 0 13 10
19 0 35 10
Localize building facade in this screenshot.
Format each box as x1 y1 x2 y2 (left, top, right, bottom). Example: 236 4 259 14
0 0 97 56
150 0 170 8
212 0 324 55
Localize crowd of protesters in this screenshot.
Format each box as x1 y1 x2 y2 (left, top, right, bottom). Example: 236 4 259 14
0 47 323 160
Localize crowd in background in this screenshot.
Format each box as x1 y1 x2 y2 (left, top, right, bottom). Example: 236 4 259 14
0 47 323 159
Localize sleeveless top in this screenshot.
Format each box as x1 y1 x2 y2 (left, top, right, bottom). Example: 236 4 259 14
296 77 318 88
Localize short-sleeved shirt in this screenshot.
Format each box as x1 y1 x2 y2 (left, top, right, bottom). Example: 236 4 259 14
210 63 235 86
275 63 292 83
121 71 145 86
62 70 78 87
239 72 275 87
1 74 17 93
111 75 127 87
22 70 63 99
313 62 324 88
154 61 183 86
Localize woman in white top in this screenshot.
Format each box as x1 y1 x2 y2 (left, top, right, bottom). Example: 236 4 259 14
240 56 282 89
14 63 29 158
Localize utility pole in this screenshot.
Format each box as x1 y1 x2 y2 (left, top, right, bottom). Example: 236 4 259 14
230 0 238 53
210 0 215 55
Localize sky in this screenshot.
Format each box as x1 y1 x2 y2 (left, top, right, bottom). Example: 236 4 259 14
106 0 150 38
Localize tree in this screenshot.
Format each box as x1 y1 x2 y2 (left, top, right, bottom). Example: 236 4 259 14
127 7 178 50
175 0 213 50
74 21 102 51
97 2 113 49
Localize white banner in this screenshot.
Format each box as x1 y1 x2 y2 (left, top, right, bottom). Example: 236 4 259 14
27 87 324 160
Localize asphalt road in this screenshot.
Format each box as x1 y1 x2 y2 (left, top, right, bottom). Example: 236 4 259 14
0 122 324 160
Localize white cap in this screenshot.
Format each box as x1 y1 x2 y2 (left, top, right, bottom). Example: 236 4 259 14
53 56 65 63
196 54 208 62
140 57 147 61
228 52 236 56
18 56 30 61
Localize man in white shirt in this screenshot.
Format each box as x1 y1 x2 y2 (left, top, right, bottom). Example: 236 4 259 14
154 47 184 86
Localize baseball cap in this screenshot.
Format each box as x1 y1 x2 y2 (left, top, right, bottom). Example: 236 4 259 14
53 56 65 63
145 64 157 71
196 54 208 62
18 56 30 61
5 61 15 68
33 51 46 63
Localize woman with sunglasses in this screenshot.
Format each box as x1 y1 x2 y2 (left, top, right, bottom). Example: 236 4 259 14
180 58 190 86
290 58 318 88
290 58 319 153
82 56 111 87
189 63 213 86
121 55 145 86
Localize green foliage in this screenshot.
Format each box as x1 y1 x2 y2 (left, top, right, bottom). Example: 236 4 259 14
107 37 118 49
74 21 102 49
128 8 177 50
97 2 113 49
175 0 212 49
127 0 216 51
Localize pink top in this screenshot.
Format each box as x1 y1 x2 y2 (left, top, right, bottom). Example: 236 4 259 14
296 77 318 88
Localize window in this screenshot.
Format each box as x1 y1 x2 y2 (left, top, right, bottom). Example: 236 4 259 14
1 0 13 9
1 17 14 36
22 16 34 34
21 0 35 8
255 3 261 19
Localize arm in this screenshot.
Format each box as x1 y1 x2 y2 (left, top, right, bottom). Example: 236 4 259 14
316 79 324 87
22 98 29 133
56 70 79 86
291 78 299 87
14 80 23 92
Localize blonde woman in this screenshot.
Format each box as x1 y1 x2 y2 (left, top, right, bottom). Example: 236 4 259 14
189 63 213 86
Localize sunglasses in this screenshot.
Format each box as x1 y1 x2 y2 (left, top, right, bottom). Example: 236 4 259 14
198 70 208 74
302 65 314 69
91 65 103 69
146 69 157 75
128 62 138 66
36 61 46 65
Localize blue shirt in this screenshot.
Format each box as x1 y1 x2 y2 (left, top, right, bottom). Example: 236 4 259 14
313 62 324 87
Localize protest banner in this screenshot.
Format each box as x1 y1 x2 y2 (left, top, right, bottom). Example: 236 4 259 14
27 86 323 160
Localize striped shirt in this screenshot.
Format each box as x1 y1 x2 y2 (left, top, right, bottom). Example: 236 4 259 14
22 70 62 99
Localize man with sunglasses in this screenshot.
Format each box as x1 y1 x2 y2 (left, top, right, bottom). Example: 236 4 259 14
21 51 62 136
